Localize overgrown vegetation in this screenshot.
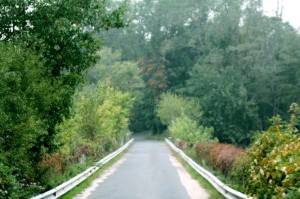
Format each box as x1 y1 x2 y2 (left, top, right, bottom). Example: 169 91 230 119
156 93 202 126
102 0 300 147
245 103 300 198
169 116 214 145
0 0 128 196
169 103 300 198
1 0 300 198
157 93 213 145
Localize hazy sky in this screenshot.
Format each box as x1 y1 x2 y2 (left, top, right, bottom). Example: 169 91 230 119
263 0 300 29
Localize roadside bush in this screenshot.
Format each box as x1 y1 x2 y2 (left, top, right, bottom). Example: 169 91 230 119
229 155 251 191
0 161 43 198
246 110 300 198
169 116 213 145
38 84 134 191
195 142 246 177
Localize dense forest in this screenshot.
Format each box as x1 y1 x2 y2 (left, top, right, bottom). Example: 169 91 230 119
102 0 300 146
0 0 299 198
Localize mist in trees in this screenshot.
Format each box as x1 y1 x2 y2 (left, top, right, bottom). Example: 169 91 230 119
1 0 300 197
101 0 300 146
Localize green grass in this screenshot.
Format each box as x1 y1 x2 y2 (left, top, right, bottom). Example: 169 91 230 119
60 146 132 199
169 146 225 199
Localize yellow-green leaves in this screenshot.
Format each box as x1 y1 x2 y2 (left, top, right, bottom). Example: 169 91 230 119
157 92 213 144
58 84 133 161
157 92 202 126
246 106 300 198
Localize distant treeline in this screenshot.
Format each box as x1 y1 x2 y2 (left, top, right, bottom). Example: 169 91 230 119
101 0 300 146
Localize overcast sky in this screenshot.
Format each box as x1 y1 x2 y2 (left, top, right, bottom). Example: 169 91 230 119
263 0 300 29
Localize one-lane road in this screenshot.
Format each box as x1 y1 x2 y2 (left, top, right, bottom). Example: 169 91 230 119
74 139 209 199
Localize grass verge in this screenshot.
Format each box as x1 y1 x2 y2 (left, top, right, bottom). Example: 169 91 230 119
168 144 225 199
60 145 133 199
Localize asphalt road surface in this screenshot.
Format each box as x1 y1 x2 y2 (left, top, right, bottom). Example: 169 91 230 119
75 138 209 199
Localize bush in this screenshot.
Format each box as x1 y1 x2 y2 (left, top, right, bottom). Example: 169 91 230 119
169 116 213 145
229 155 251 191
195 142 246 177
246 114 300 198
0 162 43 198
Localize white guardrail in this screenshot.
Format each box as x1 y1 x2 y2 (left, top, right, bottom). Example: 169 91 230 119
31 138 134 199
165 139 248 199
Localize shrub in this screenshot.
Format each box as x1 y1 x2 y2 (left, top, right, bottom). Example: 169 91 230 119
229 155 251 191
246 114 300 198
195 142 246 177
169 116 213 145
0 161 43 198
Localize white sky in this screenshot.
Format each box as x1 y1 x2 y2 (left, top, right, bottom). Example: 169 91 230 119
263 0 300 29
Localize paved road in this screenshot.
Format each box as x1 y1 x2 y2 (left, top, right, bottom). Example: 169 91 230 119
75 139 209 199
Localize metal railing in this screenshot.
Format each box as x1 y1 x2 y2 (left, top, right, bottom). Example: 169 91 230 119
165 139 248 199
31 138 134 199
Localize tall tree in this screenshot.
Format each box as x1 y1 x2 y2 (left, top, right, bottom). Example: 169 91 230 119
0 0 127 159
0 0 127 197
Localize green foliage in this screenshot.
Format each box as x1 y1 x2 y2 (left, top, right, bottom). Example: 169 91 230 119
36 84 135 190
1 0 127 160
229 156 251 191
169 116 213 145
0 43 46 198
187 63 258 146
156 92 202 126
58 84 134 159
1 0 127 196
85 47 145 132
138 60 169 132
246 104 300 198
157 92 212 145
86 47 145 96
102 0 300 148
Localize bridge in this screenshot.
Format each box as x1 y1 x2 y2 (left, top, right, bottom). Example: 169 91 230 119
32 134 247 199
76 139 209 199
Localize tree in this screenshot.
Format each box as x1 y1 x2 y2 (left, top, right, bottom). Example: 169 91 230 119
85 47 145 132
86 47 144 96
156 92 202 126
60 84 134 152
186 62 258 146
0 0 127 197
99 0 300 144
0 0 127 160
0 43 48 198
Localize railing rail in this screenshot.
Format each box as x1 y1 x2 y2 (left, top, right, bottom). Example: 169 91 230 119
165 138 248 199
31 138 134 199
